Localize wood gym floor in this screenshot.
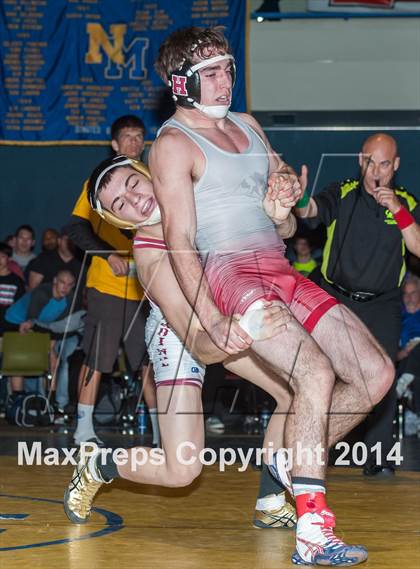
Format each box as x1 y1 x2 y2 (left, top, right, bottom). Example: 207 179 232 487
0 427 419 569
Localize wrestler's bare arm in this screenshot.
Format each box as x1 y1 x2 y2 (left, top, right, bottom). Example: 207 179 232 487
133 244 223 364
149 130 253 355
275 213 297 239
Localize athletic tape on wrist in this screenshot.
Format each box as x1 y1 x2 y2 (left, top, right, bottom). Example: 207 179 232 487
296 191 309 208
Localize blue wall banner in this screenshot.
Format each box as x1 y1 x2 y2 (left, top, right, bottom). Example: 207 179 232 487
0 0 247 144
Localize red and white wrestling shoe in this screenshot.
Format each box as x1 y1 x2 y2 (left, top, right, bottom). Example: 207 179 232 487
292 493 368 566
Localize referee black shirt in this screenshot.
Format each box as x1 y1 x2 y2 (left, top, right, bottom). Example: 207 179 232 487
314 179 420 294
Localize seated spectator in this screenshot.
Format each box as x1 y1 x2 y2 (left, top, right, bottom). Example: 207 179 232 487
0 242 26 332
41 228 59 252
28 228 82 290
292 235 318 277
0 242 26 402
5 270 79 413
407 251 420 279
11 225 36 278
396 274 420 434
35 310 85 418
7 258 25 281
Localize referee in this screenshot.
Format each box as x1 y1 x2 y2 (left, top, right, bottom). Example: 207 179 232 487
296 133 420 476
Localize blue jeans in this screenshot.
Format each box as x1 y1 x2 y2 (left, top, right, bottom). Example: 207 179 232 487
55 335 79 409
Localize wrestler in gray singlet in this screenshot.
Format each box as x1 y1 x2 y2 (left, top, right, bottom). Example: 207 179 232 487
158 112 285 256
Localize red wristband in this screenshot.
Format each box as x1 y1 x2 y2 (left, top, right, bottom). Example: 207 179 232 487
393 206 415 230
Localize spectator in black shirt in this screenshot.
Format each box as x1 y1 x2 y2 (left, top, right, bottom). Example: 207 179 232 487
41 228 59 252
0 242 26 334
28 228 82 290
0 242 29 401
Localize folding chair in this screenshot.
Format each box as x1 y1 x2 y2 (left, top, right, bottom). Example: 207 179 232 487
0 331 52 383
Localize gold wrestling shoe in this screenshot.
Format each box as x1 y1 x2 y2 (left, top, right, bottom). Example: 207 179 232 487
253 500 297 529
64 449 111 524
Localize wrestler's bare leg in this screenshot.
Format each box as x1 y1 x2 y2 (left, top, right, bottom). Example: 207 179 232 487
245 305 391 565
248 317 333 479
246 305 393 475
140 363 160 446
311 304 394 445
141 363 157 410
218 300 394 458
225 353 292 452
117 384 203 487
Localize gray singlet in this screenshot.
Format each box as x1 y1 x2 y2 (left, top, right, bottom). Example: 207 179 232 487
158 112 285 256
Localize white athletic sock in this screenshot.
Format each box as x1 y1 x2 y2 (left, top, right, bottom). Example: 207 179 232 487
74 403 95 439
292 479 326 497
149 408 160 446
256 492 286 511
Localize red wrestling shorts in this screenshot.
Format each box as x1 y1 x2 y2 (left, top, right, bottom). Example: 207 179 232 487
204 250 338 334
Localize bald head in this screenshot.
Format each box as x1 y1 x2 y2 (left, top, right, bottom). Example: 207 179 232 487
359 133 400 195
362 133 398 158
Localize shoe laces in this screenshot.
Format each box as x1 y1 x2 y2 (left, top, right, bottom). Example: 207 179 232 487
71 464 101 516
314 510 345 547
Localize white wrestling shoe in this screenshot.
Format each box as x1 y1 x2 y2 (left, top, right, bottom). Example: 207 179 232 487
292 494 368 566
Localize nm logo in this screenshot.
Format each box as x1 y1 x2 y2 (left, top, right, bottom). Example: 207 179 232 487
85 23 149 80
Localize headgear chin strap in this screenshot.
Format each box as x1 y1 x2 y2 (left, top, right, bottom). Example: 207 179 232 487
169 54 235 118
88 156 161 230
138 204 161 227
194 103 230 119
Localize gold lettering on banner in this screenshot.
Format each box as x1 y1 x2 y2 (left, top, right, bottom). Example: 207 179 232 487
85 23 126 65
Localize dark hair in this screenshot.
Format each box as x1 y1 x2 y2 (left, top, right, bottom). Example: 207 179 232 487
293 234 313 249
55 269 75 281
0 242 12 257
155 26 231 82
15 224 35 239
87 156 133 210
42 227 59 238
111 115 146 141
